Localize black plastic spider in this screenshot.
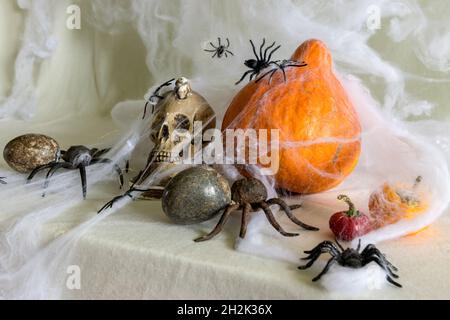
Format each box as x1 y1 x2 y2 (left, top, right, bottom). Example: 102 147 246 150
27 146 124 199
0 177 6 185
298 239 402 288
235 39 282 85
142 78 175 119
204 37 234 58
194 177 318 242
255 59 307 84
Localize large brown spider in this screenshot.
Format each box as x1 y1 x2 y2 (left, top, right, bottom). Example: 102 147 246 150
194 177 319 242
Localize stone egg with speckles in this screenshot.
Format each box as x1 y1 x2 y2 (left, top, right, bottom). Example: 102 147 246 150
3 134 60 173
162 166 232 224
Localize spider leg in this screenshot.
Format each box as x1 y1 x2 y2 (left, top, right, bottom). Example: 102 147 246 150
209 42 217 49
249 39 258 60
362 248 399 272
298 251 323 270
204 49 216 52
218 37 221 46
224 52 228 58
266 198 319 231
303 242 340 259
255 68 276 84
97 187 153 214
235 70 254 85
312 257 337 282
249 71 258 81
239 203 252 238
77 164 87 199
260 202 299 237
42 162 70 197
299 246 338 270
263 41 276 61
226 38 230 48
27 162 58 183
212 51 218 58
363 256 402 288
143 101 150 119
268 69 281 84
225 50 234 56
335 238 345 251
259 38 266 61
91 158 124 188
357 239 362 252
266 45 281 63
363 255 400 279
194 203 240 242
280 66 287 82
93 148 111 158
289 204 302 210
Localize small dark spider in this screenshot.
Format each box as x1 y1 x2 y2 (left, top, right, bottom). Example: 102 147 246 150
27 146 124 199
204 37 234 58
194 177 318 242
255 59 307 84
0 177 6 185
235 38 282 85
142 78 175 119
298 239 402 288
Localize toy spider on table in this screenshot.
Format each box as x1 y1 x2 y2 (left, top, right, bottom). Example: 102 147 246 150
27 146 124 199
298 239 402 288
194 177 318 242
0 177 6 185
142 78 175 119
235 39 306 85
204 37 234 58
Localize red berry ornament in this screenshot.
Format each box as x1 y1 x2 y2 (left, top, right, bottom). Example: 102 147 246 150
329 195 371 241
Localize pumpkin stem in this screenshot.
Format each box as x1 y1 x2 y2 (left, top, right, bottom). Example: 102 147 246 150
413 176 422 189
337 194 359 217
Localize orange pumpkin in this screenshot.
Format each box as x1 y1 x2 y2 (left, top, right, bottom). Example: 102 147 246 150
222 39 361 193
368 176 429 227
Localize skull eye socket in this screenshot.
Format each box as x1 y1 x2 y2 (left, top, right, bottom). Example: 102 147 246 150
174 114 190 130
161 124 169 139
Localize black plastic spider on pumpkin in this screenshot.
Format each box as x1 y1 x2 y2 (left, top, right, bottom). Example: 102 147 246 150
194 177 319 242
236 39 307 85
255 59 307 84
0 177 6 185
142 78 176 119
204 37 234 58
27 146 124 199
235 39 281 85
298 239 402 288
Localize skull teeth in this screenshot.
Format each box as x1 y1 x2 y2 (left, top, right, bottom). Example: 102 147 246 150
151 151 180 163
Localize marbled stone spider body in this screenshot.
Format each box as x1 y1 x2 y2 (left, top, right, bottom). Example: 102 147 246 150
27 146 124 199
194 177 318 242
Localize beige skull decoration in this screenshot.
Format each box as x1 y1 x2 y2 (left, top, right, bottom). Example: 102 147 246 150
137 77 216 194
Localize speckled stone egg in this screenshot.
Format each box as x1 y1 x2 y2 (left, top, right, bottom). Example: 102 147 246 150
3 134 60 173
162 166 232 224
